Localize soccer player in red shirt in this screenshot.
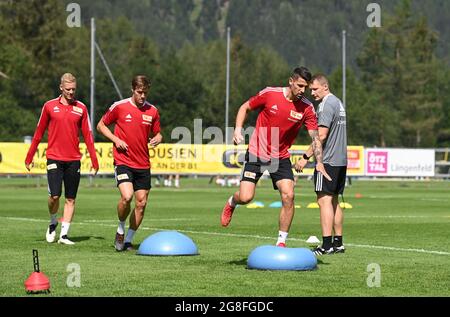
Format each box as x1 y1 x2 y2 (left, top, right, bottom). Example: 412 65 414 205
25 73 99 245
97 75 162 251
221 67 331 247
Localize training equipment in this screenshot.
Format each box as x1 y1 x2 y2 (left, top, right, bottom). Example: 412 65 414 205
306 236 321 244
247 245 317 271
24 250 50 294
246 201 264 209
339 202 353 209
307 202 319 208
137 231 199 256
269 201 282 208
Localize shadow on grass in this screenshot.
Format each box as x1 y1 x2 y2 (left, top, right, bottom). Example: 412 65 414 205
228 258 248 266
35 236 105 242
111 243 141 251
71 236 105 242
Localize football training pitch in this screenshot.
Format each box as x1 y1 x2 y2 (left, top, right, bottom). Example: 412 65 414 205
0 177 449 297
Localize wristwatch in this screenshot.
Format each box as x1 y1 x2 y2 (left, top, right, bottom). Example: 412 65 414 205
302 153 310 160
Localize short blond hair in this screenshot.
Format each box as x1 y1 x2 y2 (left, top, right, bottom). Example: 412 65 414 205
311 73 329 86
60 73 76 85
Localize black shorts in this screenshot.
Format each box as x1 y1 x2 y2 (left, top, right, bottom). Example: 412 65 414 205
240 152 294 190
114 165 151 191
314 164 347 195
46 159 81 199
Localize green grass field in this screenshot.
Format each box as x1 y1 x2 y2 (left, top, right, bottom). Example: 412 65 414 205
0 176 449 297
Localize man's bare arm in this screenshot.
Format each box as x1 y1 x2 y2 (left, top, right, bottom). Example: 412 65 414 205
233 101 252 145
97 119 128 151
308 129 332 181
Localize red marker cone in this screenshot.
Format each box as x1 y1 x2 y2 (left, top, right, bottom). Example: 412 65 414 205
24 250 50 294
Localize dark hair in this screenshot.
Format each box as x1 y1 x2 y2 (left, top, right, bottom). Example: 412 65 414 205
291 67 312 82
132 75 150 90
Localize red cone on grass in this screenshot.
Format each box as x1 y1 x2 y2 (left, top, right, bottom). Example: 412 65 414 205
24 249 50 294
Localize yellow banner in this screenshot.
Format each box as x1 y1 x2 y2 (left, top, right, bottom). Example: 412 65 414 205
0 143 364 175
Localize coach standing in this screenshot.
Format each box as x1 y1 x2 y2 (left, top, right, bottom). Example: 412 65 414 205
25 73 99 245
297 74 348 255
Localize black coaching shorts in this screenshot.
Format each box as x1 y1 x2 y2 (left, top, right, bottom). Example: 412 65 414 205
314 164 347 195
114 165 151 191
46 159 81 199
240 151 294 190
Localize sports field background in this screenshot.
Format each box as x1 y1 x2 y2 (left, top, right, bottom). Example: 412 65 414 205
0 177 449 296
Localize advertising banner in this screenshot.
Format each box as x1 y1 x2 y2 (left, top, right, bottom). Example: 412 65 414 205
0 143 364 176
365 148 435 176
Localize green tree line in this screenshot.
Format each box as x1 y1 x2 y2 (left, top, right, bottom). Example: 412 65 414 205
0 0 449 147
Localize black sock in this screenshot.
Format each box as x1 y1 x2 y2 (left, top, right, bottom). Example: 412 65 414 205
333 236 343 247
322 236 332 250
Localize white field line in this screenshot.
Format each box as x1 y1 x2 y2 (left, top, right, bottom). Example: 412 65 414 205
344 215 450 218
82 218 195 222
365 195 449 202
2 216 449 256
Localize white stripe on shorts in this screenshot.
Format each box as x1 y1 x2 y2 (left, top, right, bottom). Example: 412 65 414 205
240 161 247 180
316 172 323 191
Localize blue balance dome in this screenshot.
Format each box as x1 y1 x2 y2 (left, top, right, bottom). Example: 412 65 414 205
247 245 317 271
137 231 199 256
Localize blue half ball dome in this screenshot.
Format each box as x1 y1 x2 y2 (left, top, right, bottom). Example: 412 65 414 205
137 231 199 256
247 245 317 271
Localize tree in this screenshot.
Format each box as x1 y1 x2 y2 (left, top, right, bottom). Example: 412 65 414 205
1 0 70 110
357 0 443 147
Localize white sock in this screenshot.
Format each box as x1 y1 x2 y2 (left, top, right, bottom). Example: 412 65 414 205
50 214 58 225
117 221 126 235
60 222 70 237
228 196 236 207
175 179 180 187
125 229 136 243
276 231 288 245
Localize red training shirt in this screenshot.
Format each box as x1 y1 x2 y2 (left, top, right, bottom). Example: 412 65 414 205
248 87 317 160
25 96 99 169
102 98 161 169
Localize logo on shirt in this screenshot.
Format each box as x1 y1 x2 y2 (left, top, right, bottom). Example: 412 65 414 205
142 115 152 122
125 114 132 122
270 104 278 114
53 106 60 112
72 106 83 114
71 106 83 116
290 110 303 120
